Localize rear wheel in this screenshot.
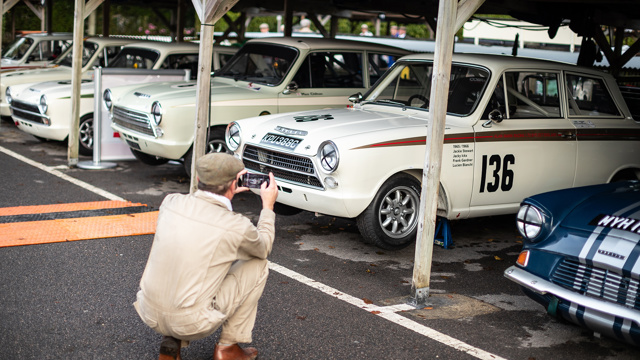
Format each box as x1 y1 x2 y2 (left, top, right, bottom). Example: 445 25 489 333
131 149 169 166
183 127 229 176
356 173 421 250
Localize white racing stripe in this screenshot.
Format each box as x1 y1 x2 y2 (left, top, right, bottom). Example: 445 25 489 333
269 262 507 360
2 145 505 360
0 145 126 201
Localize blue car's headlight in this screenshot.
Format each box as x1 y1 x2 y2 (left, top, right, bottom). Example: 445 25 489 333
516 204 544 241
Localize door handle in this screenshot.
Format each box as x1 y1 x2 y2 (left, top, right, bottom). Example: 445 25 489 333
558 131 575 139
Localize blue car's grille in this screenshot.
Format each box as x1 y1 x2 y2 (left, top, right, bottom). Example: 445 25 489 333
242 145 323 189
551 258 640 310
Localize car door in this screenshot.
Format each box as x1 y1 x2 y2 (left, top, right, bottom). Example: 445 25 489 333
278 51 366 113
470 70 577 214
564 71 639 186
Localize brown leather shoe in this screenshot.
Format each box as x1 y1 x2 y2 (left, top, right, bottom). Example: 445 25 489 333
213 343 258 360
159 336 181 360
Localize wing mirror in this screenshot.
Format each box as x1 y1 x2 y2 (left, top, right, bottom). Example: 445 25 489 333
482 109 503 128
282 81 299 95
348 92 363 104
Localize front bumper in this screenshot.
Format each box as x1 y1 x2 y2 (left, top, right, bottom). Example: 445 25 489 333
505 265 640 344
112 123 191 161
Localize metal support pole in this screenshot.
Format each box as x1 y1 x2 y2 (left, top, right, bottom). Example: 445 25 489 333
78 67 116 170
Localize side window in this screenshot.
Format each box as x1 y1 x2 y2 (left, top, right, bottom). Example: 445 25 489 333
506 71 561 119
295 52 363 89
162 54 200 79
566 73 621 117
368 53 399 86
31 40 69 62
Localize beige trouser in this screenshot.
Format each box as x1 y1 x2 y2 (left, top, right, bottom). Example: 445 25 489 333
214 258 269 344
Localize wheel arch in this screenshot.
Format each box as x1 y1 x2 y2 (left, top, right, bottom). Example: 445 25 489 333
610 167 640 182
392 169 450 218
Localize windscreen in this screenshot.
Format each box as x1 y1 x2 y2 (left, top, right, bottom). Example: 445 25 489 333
56 41 100 67
364 60 490 116
3 37 33 59
214 43 298 86
108 48 161 69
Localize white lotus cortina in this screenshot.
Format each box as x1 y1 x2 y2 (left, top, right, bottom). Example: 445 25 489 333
225 53 640 250
106 37 410 174
1 36 136 119
10 42 236 155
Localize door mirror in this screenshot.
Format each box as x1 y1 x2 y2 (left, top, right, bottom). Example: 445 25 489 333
483 109 503 128
282 81 299 95
348 92 363 103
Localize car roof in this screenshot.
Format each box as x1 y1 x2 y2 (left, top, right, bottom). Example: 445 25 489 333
398 52 612 75
19 32 73 40
245 36 412 54
121 41 200 52
82 36 138 46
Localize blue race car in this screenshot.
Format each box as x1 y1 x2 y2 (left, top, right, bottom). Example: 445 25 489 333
505 180 640 345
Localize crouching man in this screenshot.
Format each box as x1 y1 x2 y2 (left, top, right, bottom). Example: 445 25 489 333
134 153 278 360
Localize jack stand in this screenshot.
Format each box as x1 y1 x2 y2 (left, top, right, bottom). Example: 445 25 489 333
433 216 452 249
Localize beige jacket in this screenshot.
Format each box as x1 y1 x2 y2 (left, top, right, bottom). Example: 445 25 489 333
134 190 276 340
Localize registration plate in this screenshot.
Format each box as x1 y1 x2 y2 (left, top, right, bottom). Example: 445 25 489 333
260 133 301 150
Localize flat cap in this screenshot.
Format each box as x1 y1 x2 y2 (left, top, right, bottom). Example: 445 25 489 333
196 153 244 187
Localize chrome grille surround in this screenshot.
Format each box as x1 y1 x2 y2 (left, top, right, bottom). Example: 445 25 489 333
551 258 640 310
242 145 323 190
10 99 48 124
112 105 155 137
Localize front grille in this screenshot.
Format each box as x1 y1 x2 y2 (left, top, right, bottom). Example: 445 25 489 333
11 100 46 124
551 258 640 310
112 106 154 136
243 145 323 189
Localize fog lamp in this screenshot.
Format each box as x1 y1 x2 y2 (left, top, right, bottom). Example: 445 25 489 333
323 176 338 189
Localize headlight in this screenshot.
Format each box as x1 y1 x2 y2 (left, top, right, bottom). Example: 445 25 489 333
318 140 339 173
38 94 47 114
6 87 12 105
225 122 241 151
516 204 543 240
103 89 112 110
151 101 162 125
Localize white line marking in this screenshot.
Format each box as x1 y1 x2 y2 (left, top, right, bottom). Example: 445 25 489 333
269 262 507 360
2 144 505 359
0 145 125 201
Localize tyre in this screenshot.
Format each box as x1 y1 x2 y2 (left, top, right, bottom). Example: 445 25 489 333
131 149 169 166
78 115 93 156
356 173 421 250
183 127 230 176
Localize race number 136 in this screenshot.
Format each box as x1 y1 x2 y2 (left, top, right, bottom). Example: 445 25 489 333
479 154 515 193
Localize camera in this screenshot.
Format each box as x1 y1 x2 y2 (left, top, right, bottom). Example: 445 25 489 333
238 173 270 189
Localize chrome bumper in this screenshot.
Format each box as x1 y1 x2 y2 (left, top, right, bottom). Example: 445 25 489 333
504 265 640 325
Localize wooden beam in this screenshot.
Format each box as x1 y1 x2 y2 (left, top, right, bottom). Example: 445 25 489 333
308 12 329 38
3 0 20 15
455 0 484 31
284 0 293 37
68 0 86 167
189 0 239 194
84 0 103 20
23 0 43 21
102 0 110 36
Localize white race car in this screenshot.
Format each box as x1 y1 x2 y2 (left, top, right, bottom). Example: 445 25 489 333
106 37 410 174
1 36 136 118
10 42 236 155
226 53 640 249
1 32 72 72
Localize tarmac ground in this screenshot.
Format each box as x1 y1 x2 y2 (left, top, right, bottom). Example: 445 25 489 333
1 117 639 359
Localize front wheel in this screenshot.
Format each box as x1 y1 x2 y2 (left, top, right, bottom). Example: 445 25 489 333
78 116 93 156
183 127 230 176
356 173 421 250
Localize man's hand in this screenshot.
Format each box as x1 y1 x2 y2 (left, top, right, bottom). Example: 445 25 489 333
260 172 278 211
234 169 250 194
